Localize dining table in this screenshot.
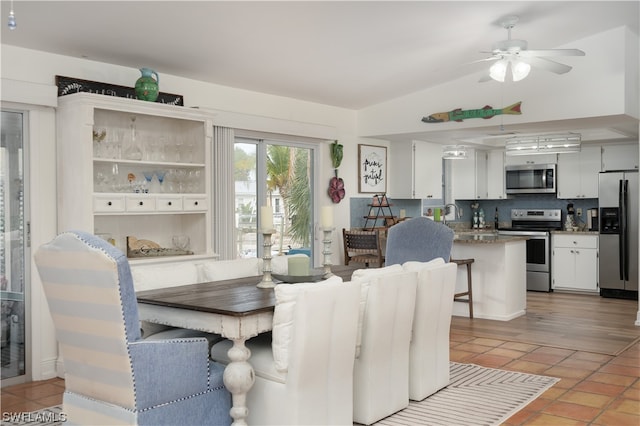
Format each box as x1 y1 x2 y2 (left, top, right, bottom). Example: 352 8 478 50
136 264 358 426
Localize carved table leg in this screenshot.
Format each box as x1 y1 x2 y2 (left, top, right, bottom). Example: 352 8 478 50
223 338 256 426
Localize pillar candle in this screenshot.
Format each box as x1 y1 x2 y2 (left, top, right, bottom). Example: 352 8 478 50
321 206 333 228
288 256 310 276
260 206 273 230
399 209 406 219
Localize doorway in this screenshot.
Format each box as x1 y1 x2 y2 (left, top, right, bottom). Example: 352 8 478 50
1 110 30 386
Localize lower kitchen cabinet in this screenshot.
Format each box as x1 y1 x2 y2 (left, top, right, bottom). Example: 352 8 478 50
552 234 598 292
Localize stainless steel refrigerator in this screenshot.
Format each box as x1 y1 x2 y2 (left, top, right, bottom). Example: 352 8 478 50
598 171 638 297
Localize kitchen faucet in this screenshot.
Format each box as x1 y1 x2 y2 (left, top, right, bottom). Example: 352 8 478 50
442 203 460 226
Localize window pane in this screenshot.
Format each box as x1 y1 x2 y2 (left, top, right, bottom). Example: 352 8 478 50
266 144 313 257
234 138 315 260
234 142 258 258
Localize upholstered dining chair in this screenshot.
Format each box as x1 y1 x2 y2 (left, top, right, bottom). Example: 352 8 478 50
402 258 458 400
350 268 418 425
34 231 231 426
342 228 385 267
210 275 361 425
385 216 455 265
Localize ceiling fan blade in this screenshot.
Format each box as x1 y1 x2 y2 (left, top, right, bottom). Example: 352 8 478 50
469 56 500 65
521 48 586 57
527 56 573 74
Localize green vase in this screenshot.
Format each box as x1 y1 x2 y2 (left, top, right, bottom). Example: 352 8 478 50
135 68 159 102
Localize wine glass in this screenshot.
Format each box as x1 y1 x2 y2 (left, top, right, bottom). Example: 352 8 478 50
142 171 154 193
154 170 167 193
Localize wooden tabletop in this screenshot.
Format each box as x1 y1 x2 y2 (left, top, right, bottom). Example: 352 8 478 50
136 264 359 318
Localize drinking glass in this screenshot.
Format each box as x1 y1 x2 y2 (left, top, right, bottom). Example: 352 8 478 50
172 235 190 251
154 170 167 193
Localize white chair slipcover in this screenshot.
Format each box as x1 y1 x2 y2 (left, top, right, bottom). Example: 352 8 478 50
210 276 361 425
351 269 418 425
403 258 458 400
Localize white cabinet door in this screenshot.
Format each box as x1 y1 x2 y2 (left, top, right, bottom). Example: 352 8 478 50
557 146 601 199
552 234 598 292
389 140 442 199
574 248 598 291
450 148 488 200
601 144 639 171
487 150 506 199
553 247 576 288
413 141 443 199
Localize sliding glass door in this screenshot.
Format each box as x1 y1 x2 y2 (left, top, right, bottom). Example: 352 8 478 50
1 110 29 384
234 137 315 259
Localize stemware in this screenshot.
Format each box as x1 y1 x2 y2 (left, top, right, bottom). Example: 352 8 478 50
93 127 106 158
154 170 167 193
142 171 154 193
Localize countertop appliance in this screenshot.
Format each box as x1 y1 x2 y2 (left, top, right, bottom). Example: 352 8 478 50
598 171 638 298
498 209 562 292
505 163 556 194
587 208 598 231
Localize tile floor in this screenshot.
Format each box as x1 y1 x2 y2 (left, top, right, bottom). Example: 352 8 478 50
450 333 640 425
1 335 639 425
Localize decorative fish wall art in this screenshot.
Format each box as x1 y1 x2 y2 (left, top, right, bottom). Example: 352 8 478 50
422 101 522 123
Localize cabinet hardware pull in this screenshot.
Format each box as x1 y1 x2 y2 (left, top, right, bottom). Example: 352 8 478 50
194 201 198 206
107 201 112 206
168 201 172 206
139 201 143 206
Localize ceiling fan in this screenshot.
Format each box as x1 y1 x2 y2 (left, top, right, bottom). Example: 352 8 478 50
477 16 585 82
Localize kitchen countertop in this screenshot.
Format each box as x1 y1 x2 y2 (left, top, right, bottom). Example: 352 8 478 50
551 230 599 235
454 233 529 244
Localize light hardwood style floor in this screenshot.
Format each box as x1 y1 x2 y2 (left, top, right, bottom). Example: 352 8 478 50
2 292 639 425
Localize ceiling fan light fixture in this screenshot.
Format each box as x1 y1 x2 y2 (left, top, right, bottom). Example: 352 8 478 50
489 59 508 82
442 145 468 160
511 59 531 81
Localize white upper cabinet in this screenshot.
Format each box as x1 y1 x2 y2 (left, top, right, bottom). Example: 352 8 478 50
389 140 442 199
487 150 506 199
450 148 488 200
57 93 214 262
601 143 639 171
504 153 557 165
557 146 601 199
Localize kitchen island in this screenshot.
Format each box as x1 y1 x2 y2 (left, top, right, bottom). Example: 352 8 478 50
451 233 528 321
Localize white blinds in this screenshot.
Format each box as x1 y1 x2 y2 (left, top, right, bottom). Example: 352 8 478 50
212 126 236 259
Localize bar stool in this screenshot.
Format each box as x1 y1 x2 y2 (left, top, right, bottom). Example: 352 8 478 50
450 258 474 318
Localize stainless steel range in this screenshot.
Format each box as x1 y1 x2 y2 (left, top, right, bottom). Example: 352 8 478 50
498 209 562 292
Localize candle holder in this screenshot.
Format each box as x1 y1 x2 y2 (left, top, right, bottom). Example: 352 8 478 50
257 229 276 288
322 227 335 278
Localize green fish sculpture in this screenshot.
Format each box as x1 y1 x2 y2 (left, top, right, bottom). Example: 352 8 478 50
422 101 522 123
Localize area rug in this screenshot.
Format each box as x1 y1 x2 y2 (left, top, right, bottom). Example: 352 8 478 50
3 363 558 426
372 362 559 426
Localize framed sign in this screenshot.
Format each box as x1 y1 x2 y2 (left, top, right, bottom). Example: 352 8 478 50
358 144 387 193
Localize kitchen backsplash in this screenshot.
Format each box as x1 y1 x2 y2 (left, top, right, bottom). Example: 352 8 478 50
349 194 597 229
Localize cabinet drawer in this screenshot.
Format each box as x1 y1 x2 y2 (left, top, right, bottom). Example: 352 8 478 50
553 234 598 249
126 196 156 212
93 195 126 212
183 196 207 211
156 196 183 212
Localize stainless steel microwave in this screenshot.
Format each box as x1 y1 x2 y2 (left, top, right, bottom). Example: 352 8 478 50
505 163 556 194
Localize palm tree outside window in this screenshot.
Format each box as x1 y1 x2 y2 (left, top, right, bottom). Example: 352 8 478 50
234 137 316 259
